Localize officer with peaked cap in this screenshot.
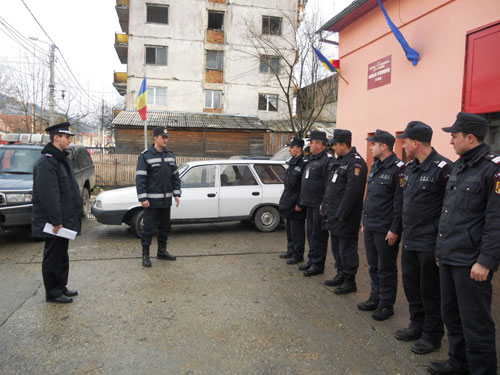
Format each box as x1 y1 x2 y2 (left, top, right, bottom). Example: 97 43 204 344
136 126 181 267
395 121 452 355
278 137 307 264
321 129 367 294
358 130 404 320
428 113 500 375
298 130 332 276
32 122 82 303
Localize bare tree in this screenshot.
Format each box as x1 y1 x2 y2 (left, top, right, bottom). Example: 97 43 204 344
242 8 337 137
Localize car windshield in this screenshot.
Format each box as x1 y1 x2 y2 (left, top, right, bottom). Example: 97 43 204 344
0 148 41 174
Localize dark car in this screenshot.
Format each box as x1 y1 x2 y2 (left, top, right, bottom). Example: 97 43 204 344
0 142 95 231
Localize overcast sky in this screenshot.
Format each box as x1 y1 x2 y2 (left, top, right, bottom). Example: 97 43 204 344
0 0 351 108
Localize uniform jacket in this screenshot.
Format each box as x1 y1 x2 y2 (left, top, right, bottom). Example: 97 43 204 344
135 145 181 208
435 143 500 271
321 147 367 238
32 143 82 238
401 148 451 251
299 148 331 207
362 153 404 234
278 154 306 219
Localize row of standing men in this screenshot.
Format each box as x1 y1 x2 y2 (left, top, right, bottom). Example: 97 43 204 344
277 112 500 375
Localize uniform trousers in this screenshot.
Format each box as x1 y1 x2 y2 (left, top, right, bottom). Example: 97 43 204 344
42 237 70 298
285 217 305 260
364 230 399 307
141 207 171 247
305 206 329 270
402 249 444 345
330 234 359 276
440 264 497 375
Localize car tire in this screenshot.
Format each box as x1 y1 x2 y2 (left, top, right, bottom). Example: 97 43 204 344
253 206 280 232
131 209 144 238
81 188 90 217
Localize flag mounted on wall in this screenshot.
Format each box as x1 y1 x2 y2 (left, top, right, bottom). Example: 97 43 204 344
136 78 147 121
313 47 338 73
377 0 420 66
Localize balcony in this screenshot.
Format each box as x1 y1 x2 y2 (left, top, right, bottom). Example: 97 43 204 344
113 72 127 96
114 33 128 64
115 0 129 33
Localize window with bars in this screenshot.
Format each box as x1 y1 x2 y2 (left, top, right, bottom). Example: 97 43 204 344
146 4 168 24
205 90 222 109
206 51 224 70
259 55 280 74
145 46 167 65
147 87 167 106
262 16 282 35
258 94 278 112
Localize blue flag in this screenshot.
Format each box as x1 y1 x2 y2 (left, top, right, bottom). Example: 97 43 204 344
312 47 338 73
378 0 420 66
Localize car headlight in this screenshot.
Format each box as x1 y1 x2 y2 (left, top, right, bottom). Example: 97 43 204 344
6 193 32 203
94 200 102 209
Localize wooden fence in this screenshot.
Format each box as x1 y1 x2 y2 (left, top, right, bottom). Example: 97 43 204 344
90 154 212 187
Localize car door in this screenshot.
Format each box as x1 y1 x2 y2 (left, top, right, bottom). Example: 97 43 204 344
171 164 218 219
252 163 286 203
218 164 262 218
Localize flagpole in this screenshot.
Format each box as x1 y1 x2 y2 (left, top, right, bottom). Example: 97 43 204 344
143 64 147 150
336 72 349 86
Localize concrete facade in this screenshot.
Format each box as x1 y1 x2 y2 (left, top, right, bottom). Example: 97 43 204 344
121 0 299 121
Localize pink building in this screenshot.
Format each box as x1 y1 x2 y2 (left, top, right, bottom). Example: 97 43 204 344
319 0 500 165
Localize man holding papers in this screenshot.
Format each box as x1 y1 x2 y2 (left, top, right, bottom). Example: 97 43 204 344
32 122 82 304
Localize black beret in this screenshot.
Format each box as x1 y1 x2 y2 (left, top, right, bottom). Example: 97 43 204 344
442 112 489 137
366 129 395 148
45 122 74 136
330 129 352 145
397 121 433 142
153 127 169 137
309 130 327 142
286 137 304 148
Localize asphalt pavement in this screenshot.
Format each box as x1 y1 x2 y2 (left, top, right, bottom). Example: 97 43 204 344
0 217 498 375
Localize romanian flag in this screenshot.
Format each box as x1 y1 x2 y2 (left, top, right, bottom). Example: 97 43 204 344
331 59 340 71
135 78 147 121
313 47 338 73
377 0 420 66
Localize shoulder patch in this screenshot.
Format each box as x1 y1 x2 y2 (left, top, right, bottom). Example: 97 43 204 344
354 163 363 176
486 154 500 165
494 172 500 195
436 160 448 169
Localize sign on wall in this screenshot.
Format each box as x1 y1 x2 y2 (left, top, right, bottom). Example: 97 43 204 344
368 55 392 90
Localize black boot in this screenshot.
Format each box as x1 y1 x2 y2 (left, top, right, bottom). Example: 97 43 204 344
324 271 344 286
142 246 151 267
157 243 176 261
334 274 357 295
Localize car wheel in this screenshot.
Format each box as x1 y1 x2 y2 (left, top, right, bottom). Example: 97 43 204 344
81 188 90 217
131 209 144 238
253 206 280 232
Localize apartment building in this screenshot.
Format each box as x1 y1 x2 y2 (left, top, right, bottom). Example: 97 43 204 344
113 0 304 121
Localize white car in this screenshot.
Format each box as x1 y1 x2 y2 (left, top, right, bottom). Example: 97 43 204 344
91 159 287 236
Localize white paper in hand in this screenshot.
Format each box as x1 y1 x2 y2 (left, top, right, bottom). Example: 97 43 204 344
43 223 77 240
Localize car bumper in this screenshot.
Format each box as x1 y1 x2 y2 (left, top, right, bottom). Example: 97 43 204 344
0 204 33 227
91 204 126 225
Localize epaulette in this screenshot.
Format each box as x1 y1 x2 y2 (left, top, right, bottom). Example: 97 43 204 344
396 160 404 168
486 154 500 165
141 149 148 154
354 154 361 159
434 160 448 169
44 153 53 158
303 158 308 163
327 153 333 158
405 160 414 167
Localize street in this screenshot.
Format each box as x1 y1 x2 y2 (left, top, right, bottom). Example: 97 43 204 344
0 217 498 375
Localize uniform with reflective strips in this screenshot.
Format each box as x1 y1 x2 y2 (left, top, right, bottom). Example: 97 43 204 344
135 145 181 208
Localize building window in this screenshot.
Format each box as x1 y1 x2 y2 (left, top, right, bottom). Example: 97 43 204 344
205 90 222 109
259 55 280 74
146 4 168 24
147 87 167 106
208 11 224 30
206 51 224 70
145 46 167 65
262 16 281 35
258 94 278 112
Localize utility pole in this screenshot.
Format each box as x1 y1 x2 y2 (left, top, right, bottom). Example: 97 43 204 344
101 99 105 151
49 43 55 126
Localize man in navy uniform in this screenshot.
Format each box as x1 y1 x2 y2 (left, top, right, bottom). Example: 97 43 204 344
428 113 500 375
136 127 181 267
298 130 331 276
395 121 452 355
359 130 404 320
278 137 307 264
321 129 367 294
32 122 82 303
